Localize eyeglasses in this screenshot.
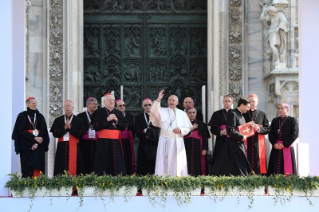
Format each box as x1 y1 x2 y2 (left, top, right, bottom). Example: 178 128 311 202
118 104 125 107
144 104 152 107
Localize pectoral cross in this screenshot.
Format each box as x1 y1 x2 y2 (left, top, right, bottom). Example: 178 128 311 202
112 122 116 128
277 129 280 134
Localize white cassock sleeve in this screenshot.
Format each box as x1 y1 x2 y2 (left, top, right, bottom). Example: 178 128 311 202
150 101 161 127
177 110 192 136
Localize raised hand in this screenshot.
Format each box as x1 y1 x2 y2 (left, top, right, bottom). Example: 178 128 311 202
157 90 165 102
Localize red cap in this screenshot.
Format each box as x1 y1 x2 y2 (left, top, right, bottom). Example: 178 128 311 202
26 97 35 103
249 94 258 99
104 93 113 96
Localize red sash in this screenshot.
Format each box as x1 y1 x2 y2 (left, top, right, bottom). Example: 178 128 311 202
184 131 206 176
258 134 267 174
121 130 135 174
98 129 123 154
58 134 79 176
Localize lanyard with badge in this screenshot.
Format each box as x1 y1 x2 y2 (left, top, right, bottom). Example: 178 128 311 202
27 113 39 136
86 111 96 138
63 115 74 141
144 113 151 133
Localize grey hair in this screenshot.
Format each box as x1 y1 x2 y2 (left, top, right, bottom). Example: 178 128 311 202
223 94 233 101
86 98 98 106
186 107 197 113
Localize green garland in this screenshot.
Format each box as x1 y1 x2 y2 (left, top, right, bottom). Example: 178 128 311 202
5 172 319 211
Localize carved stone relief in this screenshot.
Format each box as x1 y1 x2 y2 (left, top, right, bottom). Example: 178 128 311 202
228 0 243 101
48 0 63 126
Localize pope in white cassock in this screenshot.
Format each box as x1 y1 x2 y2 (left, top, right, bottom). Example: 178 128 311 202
150 90 192 177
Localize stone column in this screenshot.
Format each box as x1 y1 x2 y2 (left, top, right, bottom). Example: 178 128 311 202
299 0 319 176
64 0 83 114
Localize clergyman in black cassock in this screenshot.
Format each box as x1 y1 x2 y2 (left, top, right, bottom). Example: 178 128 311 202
208 95 233 168
50 100 86 176
92 93 127 176
12 97 50 178
184 107 210 176
135 98 158 175
267 103 298 176
77 97 98 174
243 94 269 175
210 97 252 177
116 99 135 175
183 97 203 121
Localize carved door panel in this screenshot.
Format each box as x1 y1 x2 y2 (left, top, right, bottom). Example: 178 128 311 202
84 0 207 116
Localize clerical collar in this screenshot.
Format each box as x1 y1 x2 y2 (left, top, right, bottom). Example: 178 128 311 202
87 110 93 115
27 107 38 115
122 112 126 117
106 107 113 112
144 112 150 115
224 108 230 112
236 108 243 114
65 113 73 119
251 108 257 112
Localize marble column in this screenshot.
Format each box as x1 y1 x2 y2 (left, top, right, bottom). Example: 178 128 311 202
299 0 319 176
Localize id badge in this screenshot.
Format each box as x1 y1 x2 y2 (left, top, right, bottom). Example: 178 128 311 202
63 132 70 141
89 129 96 138
33 129 39 136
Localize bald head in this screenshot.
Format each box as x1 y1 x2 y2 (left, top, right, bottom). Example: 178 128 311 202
183 97 194 109
168 95 179 109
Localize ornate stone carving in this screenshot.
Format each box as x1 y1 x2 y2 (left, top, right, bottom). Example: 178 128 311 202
228 0 243 100
229 81 242 101
149 59 167 82
25 1 31 81
49 0 64 126
229 64 242 81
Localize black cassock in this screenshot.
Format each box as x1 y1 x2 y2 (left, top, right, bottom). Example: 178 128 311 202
135 112 157 175
210 108 251 177
208 109 232 167
184 119 210 176
121 113 135 175
77 111 97 175
50 114 86 176
243 109 270 175
12 108 49 178
267 116 298 176
92 108 127 176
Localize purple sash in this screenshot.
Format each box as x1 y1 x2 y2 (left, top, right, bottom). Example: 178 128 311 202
277 141 293 176
219 125 230 137
184 131 206 175
82 131 99 140
121 130 135 174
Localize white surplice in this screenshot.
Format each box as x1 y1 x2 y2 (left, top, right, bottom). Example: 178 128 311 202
150 101 192 177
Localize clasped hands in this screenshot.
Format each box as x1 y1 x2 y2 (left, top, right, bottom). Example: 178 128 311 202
107 114 118 122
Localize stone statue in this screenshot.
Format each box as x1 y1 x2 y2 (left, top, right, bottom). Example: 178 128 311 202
260 4 289 64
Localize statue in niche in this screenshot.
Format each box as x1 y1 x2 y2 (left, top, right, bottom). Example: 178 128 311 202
260 4 289 64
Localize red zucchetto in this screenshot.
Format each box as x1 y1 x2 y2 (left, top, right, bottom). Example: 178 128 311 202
25 97 35 103
249 94 258 99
